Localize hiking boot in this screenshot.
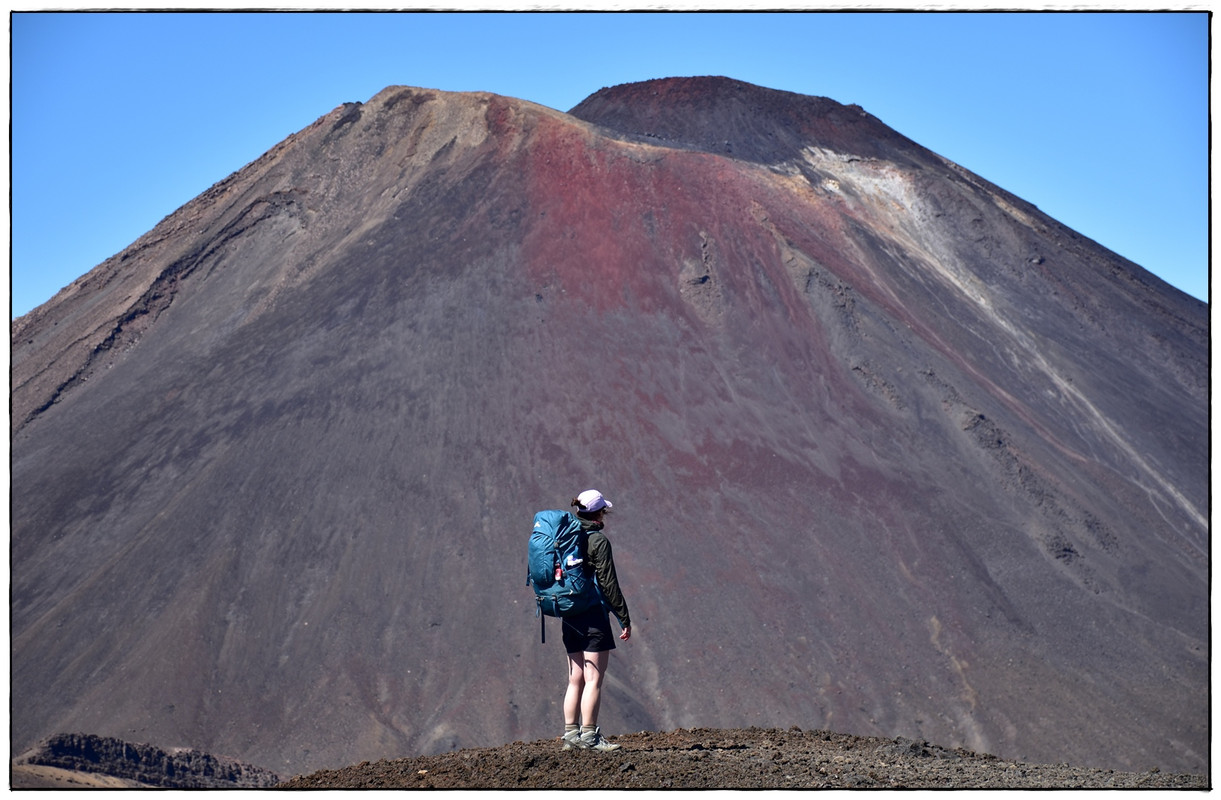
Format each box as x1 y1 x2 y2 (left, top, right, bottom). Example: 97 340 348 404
578 726 621 751
561 729 583 750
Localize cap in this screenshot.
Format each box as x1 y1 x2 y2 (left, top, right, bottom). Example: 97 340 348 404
576 489 613 513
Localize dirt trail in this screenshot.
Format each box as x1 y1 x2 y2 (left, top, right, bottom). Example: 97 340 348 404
278 727 1207 789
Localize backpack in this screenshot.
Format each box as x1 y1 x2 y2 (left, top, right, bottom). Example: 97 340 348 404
527 509 601 641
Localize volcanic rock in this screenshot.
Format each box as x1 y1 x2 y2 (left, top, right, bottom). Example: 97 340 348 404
15 732 281 788
278 726 1208 789
10 77 1208 776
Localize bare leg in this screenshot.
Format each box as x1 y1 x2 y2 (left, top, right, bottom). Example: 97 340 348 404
564 652 585 726
579 650 609 727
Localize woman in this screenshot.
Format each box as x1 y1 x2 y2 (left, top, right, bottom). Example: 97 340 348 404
561 489 632 752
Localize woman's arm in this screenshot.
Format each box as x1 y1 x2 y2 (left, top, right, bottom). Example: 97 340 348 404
586 531 631 630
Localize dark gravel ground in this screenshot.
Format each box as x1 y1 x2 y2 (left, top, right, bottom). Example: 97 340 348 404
277 727 1208 789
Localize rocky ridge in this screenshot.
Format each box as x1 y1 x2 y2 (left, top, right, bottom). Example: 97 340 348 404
13 732 282 789
279 726 1208 789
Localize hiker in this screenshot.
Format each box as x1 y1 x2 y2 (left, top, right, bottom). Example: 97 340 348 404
561 489 632 752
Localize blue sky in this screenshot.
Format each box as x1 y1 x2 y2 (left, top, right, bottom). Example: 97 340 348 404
10 11 1209 317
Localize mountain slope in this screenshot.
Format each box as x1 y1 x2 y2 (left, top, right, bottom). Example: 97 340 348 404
10 77 1208 776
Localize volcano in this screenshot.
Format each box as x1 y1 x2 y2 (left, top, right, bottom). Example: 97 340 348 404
10 77 1208 776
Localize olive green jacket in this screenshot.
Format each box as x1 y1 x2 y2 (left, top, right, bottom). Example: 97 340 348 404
581 523 631 630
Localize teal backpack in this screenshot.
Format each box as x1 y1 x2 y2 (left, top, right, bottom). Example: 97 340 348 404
527 509 601 642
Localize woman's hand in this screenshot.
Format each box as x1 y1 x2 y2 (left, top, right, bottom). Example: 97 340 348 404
619 626 631 641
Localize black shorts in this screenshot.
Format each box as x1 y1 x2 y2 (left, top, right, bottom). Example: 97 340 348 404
561 605 617 654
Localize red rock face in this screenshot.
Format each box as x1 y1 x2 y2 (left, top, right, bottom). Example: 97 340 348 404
10 78 1207 777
